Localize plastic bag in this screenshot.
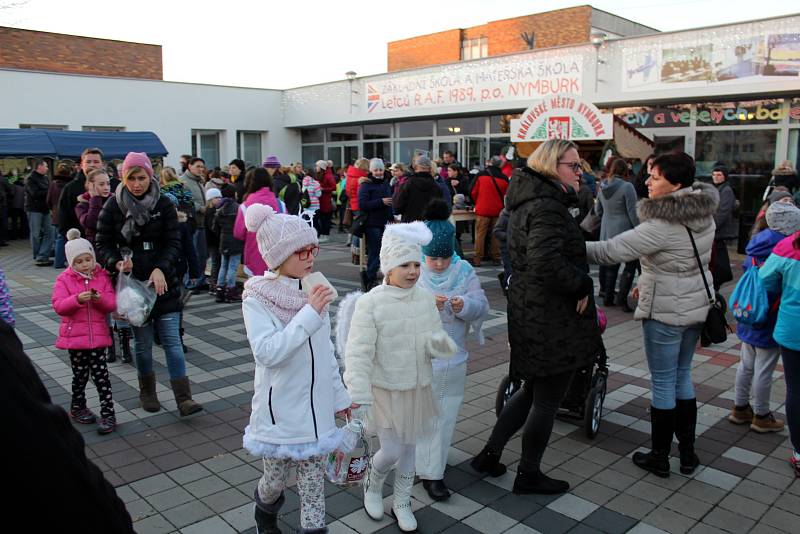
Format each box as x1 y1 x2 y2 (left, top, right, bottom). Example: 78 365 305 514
115 272 157 327
325 417 371 487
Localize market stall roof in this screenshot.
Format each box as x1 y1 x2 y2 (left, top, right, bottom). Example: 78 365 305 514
0 129 168 159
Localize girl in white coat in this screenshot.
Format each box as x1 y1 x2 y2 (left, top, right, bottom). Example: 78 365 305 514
344 221 457 532
241 204 350 534
415 200 489 501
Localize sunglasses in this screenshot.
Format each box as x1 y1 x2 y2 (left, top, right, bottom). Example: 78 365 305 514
295 245 320 261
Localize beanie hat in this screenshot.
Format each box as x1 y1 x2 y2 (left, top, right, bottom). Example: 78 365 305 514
414 155 433 169
121 152 153 179
229 158 245 172
421 199 455 258
244 203 318 269
315 160 328 171
65 228 95 267
220 183 236 199
380 221 432 275
205 187 222 201
262 155 281 168
767 190 793 205
766 202 800 236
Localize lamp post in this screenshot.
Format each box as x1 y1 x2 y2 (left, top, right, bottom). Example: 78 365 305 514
346 71 357 114
590 32 607 94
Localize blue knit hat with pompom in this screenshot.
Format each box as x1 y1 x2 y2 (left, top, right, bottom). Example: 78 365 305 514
421 199 455 258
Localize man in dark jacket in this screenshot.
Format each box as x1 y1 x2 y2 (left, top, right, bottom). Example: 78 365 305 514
58 148 104 238
0 319 134 532
710 166 737 290
394 155 443 222
25 160 54 265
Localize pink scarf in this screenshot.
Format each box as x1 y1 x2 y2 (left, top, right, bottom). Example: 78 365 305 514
242 273 312 324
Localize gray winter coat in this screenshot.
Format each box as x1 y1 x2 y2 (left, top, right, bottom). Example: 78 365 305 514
714 181 738 241
179 171 206 228
587 182 719 326
595 177 639 240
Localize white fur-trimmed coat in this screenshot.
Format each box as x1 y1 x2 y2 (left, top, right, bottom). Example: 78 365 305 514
343 284 457 406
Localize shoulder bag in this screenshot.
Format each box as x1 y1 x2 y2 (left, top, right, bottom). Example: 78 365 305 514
685 226 730 346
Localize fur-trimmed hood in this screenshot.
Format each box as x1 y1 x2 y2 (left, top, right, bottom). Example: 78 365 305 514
637 181 718 231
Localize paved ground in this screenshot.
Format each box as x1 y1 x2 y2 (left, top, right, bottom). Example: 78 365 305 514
3 232 799 534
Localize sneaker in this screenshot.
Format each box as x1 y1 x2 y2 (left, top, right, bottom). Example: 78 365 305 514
791 453 800 478
751 412 785 433
70 408 97 425
318 235 329 243
728 404 754 424
97 416 116 435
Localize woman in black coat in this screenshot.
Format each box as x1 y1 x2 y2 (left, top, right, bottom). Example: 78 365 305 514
358 158 394 290
471 140 602 495
95 152 202 417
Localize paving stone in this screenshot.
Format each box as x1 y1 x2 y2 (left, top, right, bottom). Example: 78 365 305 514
146 486 196 512
179 515 237 534
758 507 800 533
546 493 599 522
662 492 714 520
462 507 518 533
694 466 741 491
702 507 756 534
522 508 576 534
201 487 249 514
439 523 483 534
339 508 395 533
161 500 215 529
217 463 262 486
581 507 638 534
125 498 158 522
571 480 618 506
718 491 769 520
624 480 673 505
643 506 697 534
219 503 255 532
458 479 508 505
490 492 542 522
132 513 175 534
747 467 795 491
184 475 230 499
723 446 766 466
503 524 543 534
324 490 365 519
130 473 178 497
625 522 670 534
167 463 214 485
431 492 483 520
605 493 656 520
678 479 728 505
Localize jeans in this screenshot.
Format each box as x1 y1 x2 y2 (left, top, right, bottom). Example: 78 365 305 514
27 211 53 261
53 227 66 268
316 211 332 236
364 226 384 282
132 311 187 380
217 254 241 288
208 245 221 284
642 319 701 409
487 370 574 472
192 228 208 282
781 346 800 453
735 343 782 415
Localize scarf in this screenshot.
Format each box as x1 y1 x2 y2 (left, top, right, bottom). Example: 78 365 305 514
243 272 319 324
115 179 160 242
419 253 486 344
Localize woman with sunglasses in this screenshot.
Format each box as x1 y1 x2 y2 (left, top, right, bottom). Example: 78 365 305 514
241 203 350 534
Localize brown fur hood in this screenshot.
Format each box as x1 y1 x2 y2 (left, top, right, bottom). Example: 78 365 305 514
637 181 719 230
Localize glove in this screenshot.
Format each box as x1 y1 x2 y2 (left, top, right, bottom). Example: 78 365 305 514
351 405 370 424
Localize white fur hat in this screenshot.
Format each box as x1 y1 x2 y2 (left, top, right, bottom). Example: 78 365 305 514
65 228 95 267
379 221 432 275
766 201 800 236
244 203 318 270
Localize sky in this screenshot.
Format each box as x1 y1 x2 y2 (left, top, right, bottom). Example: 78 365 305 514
1 0 796 89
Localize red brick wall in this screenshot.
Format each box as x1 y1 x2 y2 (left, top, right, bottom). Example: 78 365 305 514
389 6 592 71
0 26 162 79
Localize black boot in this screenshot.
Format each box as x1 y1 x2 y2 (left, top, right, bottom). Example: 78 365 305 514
675 398 700 474
254 488 284 534
215 286 226 303
512 468 569 495
106 326 117 363
470 446 507 477
617 271 635 312
633 406 675 478
360 270 371 293
118 327 133 364
422 479 451 501
603 265 619 307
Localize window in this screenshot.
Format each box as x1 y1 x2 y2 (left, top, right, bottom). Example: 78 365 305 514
301 128 324 143
395 140 432 166
490 114 521 134
327 126 360 142
237 131 263 167
395 120 433 137
363 123 392 139
191 130 221 169
82 126 125 132
461 37 488 61
19 124 67 130
302 145 324 171
437 117 486 136
363 141 391 161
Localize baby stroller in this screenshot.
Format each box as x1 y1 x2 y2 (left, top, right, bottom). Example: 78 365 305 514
494 309 609 439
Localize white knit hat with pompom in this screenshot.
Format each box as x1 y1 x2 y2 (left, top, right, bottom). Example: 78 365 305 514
379 221 432 275
65 228 95 267
244 203 318 270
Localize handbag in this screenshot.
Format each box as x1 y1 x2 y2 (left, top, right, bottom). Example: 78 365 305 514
685 226 730 346
342 208 353 227
350 211 367 238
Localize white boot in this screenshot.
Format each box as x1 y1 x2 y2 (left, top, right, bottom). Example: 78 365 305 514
391 471 417 532
364 463 390 520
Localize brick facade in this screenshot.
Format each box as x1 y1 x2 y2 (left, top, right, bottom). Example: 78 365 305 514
0 26 162 80
388 6 592 72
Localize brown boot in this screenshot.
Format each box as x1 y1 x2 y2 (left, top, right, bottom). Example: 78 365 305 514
170 376 203 417
138 372 161 412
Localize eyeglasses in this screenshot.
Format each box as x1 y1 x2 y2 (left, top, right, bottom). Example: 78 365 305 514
558 161 582 172
295 245 320 261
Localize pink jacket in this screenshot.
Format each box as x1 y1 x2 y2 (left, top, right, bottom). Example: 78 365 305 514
234 187 279 277
52 265 116 350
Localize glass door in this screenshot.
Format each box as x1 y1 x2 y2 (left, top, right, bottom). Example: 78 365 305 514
464 137 488 171
343 144 360 166
327 143 361 168
327 146 343 168
435 139 461 165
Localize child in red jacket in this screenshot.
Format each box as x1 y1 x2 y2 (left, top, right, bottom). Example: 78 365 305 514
52 229 118 434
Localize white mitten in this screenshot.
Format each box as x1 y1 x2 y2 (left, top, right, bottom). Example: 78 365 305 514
426 331 457 358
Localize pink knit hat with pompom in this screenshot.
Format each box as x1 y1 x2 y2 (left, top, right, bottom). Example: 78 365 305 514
244 204 318 269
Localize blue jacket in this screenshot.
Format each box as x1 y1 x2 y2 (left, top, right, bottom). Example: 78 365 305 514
736 229 786 348
358 177 394 228
760 231 800 351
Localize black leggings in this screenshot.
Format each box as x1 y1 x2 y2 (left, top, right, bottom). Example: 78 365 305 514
69 348 115 419
487 370 574 472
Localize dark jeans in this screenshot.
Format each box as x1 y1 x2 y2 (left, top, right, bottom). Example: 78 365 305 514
9 208 27 239
487 370 574 472
364 226 384 282
781 346 800 453
208 245 221 284
316 211 332 236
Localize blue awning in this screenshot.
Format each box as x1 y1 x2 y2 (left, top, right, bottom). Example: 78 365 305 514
0 129 168 159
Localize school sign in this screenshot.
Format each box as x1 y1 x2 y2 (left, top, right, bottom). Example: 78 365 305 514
510 95 613 141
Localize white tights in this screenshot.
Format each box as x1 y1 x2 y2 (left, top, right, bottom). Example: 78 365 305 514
373 429 416 473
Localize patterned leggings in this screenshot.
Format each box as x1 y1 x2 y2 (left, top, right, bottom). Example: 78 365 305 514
257 455 326 530
68 348 115 419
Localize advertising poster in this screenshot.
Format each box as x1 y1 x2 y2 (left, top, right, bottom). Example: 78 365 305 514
509 95 613 142
661 45 713 83
764 33 800 76
714 38 763 81
623 49 660 90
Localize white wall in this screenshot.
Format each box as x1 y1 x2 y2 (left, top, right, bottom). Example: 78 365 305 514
0 69 300 167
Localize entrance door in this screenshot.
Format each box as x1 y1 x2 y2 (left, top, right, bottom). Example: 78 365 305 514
464 137 488 171
436 140 460 164
327 143 361 168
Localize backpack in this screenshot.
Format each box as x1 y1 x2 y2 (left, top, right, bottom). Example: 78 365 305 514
728 258 769 325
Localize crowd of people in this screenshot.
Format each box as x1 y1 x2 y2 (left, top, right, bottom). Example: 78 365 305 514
0 140 799 533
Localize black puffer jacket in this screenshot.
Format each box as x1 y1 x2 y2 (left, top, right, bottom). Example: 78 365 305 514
506 167 602 379
58 172 88 236
212 199 244 256
24 171 50 213
394 172 443 222
95 193 183 319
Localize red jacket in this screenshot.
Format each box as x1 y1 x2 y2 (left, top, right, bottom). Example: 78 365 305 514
346 166 368 211
471 173 509 218
319 171 336 213
52 265 116 350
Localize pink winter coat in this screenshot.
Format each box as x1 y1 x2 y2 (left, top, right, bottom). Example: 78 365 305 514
234 187 279 277
52 265 116 350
